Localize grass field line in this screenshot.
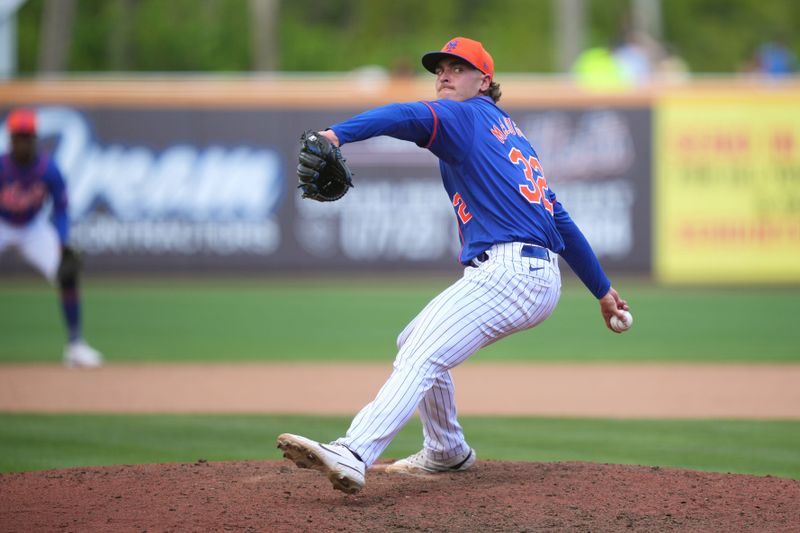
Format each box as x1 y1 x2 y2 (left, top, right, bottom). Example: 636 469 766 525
1 362 798 418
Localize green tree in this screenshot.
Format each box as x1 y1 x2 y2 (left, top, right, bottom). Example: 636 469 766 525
664 0 800 72
12 0 800 75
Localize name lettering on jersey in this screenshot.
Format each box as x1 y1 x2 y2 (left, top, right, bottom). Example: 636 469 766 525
0 182 46 213
452 192 472 224
490 116 526 144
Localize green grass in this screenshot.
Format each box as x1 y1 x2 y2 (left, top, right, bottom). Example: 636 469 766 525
1 413 798 480
1 277 799 363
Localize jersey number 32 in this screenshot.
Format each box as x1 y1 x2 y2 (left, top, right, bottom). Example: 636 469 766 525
508 147 554 215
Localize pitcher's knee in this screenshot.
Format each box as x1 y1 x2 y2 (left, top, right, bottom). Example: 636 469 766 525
396 325 414 350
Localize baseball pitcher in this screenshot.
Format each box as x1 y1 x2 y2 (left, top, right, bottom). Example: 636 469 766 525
278 37 630 493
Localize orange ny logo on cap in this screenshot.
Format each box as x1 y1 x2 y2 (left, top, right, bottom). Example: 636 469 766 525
422 36 495 79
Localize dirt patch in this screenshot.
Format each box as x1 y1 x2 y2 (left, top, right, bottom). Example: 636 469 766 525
2 363 800 418
3 362 799 531
1 460 798 532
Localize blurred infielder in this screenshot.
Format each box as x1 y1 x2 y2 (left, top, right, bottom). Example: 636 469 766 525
278 37 630 493
0 108 102 367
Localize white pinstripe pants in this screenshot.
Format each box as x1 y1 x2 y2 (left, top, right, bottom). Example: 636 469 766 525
0 215 61 282
337 242 561 466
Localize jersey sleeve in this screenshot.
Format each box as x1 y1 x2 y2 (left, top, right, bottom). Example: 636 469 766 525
330 102 437 148
551 196 611 299
329 99 474 165
46 161 70 245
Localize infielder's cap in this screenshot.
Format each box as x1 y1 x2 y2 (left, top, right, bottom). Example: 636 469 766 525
6 108 37 135
421 37 494 79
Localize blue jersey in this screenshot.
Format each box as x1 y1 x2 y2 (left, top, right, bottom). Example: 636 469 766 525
331 95 610 298
0 153 69 244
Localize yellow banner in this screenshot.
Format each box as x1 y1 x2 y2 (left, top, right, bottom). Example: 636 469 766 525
655 92 800 283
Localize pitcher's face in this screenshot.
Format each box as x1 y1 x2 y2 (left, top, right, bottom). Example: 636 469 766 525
434 58 490 101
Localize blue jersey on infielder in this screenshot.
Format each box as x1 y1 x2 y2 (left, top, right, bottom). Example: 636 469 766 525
278 37 630 494
0 153 68 239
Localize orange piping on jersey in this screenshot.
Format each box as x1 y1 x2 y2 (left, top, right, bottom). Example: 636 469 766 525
421 101 439 149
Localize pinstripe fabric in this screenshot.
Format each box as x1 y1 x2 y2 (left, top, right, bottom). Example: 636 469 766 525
0 214 61 281
336 242 561 466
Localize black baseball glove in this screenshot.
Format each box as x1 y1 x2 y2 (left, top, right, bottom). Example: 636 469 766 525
297 130 353 202
57 245 82 285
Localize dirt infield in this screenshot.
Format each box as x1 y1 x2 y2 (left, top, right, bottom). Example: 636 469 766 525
2 460 799 532
2 362 800 417
2 362 800 531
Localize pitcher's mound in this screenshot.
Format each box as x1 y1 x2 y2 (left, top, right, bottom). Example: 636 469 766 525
2 460 798 532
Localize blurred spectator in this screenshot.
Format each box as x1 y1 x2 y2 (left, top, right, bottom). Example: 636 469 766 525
613 31 653 84
754 40 797 77
572 29 672 89
571 46 626 89
654 44 691 84
612 29 668 85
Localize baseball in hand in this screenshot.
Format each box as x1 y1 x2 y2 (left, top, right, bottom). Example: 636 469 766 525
610 310 633 332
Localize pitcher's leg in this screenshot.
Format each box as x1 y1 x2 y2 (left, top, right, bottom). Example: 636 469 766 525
337 261 559 466
337 272 493 465
335 363 433 466
418 370 469 461
398 286 469 461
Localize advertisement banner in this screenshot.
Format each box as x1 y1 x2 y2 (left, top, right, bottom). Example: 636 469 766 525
655 93 800 283
1 104 651 274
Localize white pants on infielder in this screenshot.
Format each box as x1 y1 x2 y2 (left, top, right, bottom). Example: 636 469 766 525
336 241 561 466
0 214 61 282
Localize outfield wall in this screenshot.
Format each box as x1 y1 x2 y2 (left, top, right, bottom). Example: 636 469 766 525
1 78 798 282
